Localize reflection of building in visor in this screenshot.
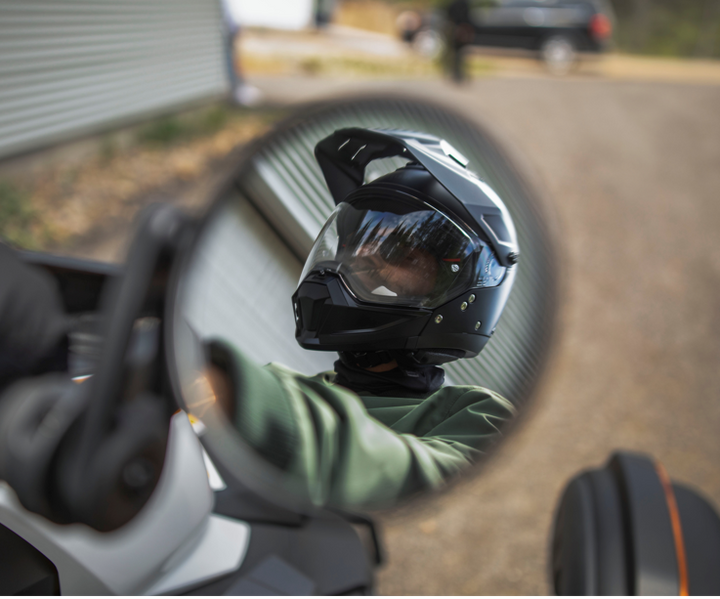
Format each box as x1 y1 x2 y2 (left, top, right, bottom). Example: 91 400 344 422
300 196 507 309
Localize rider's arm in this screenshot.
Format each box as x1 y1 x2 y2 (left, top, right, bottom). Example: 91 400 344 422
209 340 515 511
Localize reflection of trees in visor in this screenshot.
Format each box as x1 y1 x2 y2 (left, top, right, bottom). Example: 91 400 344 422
337 202 477 306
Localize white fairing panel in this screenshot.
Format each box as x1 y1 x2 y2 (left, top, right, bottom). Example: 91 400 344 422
0 413 236 595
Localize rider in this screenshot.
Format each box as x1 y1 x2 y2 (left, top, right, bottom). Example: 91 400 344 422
194 128 519 510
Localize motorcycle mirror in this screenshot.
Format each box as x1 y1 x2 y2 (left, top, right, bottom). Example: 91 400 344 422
166 94 561 513
552 450 720 595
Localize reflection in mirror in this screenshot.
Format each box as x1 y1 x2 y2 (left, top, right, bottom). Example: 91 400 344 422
177 190 336 375
170 96 559 513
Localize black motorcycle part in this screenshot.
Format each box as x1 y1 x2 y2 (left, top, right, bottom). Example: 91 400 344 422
0 375 86 524
0 523 60 595
551 465 628 595
552 451 720 595
58 394 169 532
331 510 384 567
672 483 720 595
52 204 191 532
15 252 120 377
190 443 378 595
183 513 374 596
18 251 121 314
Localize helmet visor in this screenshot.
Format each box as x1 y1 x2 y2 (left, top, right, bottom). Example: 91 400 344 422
300 197 506 308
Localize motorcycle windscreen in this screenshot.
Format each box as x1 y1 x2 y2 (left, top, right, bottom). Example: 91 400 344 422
299 197 505 309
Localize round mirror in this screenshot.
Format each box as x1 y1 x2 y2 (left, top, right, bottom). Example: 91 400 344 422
167 95 560 512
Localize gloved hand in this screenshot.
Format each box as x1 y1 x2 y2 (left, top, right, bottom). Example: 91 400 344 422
0 244 69 391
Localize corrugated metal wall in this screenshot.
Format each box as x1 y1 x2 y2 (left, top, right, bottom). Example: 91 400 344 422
181 191 337 377
0 0 228 160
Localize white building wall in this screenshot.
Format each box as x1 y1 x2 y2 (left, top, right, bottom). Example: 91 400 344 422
224 0 315 31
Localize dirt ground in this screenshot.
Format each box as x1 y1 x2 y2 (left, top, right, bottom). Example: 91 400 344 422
6 25 720 596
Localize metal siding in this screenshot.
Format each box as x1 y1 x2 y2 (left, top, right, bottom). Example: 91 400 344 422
0 0 228 159
181 191 337 376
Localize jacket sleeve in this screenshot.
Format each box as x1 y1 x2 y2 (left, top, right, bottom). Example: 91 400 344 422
215 341 515 511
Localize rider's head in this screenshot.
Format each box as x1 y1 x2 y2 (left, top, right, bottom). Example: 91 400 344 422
292 128 518 368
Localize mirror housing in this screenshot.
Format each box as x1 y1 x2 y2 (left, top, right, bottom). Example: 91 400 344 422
552 450 720 595
165 94 561 514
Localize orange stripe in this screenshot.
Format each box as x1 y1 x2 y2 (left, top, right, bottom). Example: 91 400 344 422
655 460 689 596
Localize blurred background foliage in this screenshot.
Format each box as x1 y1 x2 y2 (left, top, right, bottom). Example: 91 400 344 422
0 180 40 249
612 0 720 57
346 0 720 58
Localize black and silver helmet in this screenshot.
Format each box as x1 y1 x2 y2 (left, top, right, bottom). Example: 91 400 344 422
292 128 518 366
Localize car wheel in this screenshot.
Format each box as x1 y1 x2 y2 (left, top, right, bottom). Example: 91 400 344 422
540 35 577 75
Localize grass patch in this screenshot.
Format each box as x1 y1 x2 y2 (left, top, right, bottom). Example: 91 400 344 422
138 106 235 148
138 116 186 146
0 180 41 249
466 55 496 77
137 104 285 149
244 42 493 80
249 52 443 79
1 104 282 253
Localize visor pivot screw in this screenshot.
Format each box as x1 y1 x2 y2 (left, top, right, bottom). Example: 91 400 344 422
435 315 444 324
475 321 482 331
451 264 460 273
319 269 325 276
508 252 519 265
468 294 476 303
460 302 468 311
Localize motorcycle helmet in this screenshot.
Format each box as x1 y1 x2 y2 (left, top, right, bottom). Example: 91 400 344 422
292 128 518 366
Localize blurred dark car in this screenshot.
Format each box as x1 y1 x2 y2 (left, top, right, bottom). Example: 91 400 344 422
397 0 615 74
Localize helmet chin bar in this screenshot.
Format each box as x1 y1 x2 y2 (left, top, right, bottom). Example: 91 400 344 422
292 269 515 363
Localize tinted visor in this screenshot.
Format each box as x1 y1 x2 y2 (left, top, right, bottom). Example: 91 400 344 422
300 197 506 308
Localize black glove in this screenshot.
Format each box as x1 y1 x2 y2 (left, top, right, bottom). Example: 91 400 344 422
0 244 69 390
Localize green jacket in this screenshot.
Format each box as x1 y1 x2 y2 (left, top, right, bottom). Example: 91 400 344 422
223 344 515 511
